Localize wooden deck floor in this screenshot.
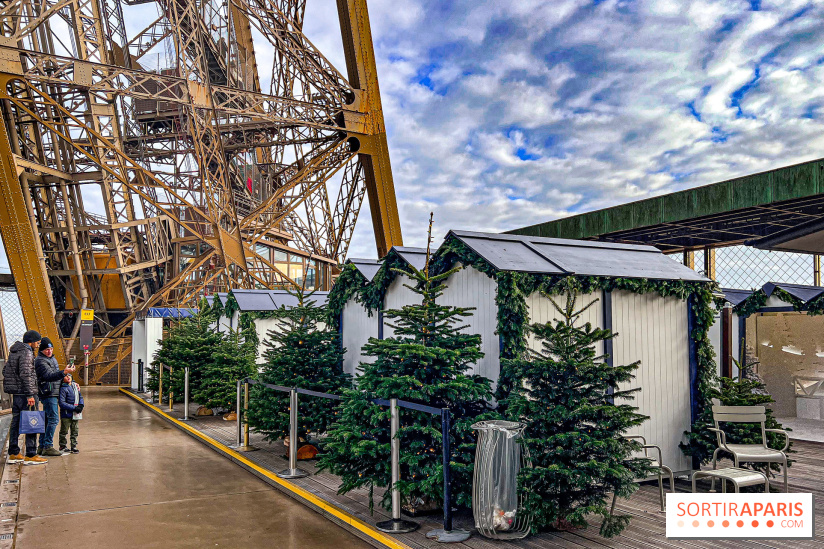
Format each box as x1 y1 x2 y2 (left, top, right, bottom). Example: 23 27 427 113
149 396 824 549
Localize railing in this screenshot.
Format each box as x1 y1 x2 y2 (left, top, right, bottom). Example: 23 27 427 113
236 378 460 538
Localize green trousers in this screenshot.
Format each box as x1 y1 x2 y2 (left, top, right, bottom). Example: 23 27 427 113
59 418 79 449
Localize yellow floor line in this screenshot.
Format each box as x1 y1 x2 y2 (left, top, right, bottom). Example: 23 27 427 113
119 388 413 549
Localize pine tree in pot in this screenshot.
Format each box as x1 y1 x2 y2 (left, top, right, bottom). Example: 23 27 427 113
246 288 350 456
148 301 222 408
500 288 650 538
193 325 257 416
319 214 497 515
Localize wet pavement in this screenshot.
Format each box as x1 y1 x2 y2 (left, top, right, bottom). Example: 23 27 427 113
13 387 372 549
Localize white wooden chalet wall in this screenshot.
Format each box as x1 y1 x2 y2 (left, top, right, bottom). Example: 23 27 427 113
611 290 692 473
439 265 499 383
341 300 379 377
524 288 692 473
382 275 418 339
525 291 603 356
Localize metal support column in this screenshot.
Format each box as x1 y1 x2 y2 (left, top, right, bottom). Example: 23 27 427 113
704 247 716 281
815 255 821 287
376 398 418 533
277 389 309 478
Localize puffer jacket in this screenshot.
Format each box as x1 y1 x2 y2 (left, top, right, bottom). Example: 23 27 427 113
58 381 84 419
34 353 65 399
3 342 37 396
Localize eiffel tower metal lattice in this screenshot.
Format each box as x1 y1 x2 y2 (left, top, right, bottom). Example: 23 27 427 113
0 0 402 381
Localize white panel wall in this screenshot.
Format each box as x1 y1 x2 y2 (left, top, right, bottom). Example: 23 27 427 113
611 290 693 473
145 317 164 379
526 290 603 356
438 265 499 383
131 320 146 390
254 317 281 365
341 300 379 377
382 274 418 339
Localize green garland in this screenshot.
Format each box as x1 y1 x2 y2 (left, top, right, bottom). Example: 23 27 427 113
211 293 225 319
326 263 368 330
358 250 416 313
224 291 240 318
431 233 719 458
732 287 806 317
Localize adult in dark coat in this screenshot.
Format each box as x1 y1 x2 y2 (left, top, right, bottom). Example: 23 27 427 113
34 337 74 456
3 330 44 464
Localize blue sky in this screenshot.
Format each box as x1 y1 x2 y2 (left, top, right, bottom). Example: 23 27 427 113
2 0 824 268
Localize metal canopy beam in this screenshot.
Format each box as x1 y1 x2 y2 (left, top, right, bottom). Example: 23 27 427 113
508 158 824 252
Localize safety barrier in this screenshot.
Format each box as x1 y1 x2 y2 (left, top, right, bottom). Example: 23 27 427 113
236 377 468 542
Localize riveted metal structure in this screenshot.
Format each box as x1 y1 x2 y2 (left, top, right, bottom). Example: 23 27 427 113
0 0 402 383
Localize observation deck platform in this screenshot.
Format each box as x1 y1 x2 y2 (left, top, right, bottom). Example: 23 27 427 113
120 389 824 549
4 387 371 549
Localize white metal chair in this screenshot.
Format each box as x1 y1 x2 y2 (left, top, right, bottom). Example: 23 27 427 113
708 405 790 492
623 434 674 511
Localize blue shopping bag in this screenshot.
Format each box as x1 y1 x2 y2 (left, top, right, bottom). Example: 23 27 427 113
20 409 45 434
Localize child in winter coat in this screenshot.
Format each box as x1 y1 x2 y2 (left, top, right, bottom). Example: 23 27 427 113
58 376 83 453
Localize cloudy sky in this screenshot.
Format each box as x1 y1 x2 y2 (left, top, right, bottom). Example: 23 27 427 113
3 0 824 267
291 0 824 258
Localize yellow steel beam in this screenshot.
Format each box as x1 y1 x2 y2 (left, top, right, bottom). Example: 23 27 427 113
337 0 402 258
0 78 65 364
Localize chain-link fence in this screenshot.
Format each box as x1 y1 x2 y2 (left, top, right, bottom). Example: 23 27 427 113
0 289 26 349
669 245 817 289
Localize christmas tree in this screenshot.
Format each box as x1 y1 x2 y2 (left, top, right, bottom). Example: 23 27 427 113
148 299 221 400
192 325 257 412
501 288 649 537
318 214 496 512
246 288 350 442
680 356 793 477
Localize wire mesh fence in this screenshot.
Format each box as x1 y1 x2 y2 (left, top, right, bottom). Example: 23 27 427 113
668 245 816 289
0 289 26 348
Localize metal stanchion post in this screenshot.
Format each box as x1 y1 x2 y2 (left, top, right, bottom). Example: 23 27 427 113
169 367 174 412
158 364 163 406
377 398 418 533
426 408 470 543
277 389 309 478
181 367 192 422
235 380 242 447
237 381 257 452
137 359 144 393
83 350 89 386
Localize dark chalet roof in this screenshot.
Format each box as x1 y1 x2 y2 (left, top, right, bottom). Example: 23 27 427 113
445 230 709 281
346 258 381 282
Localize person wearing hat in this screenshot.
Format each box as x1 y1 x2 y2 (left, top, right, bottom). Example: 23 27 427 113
34 336 75 456
3 330 45 464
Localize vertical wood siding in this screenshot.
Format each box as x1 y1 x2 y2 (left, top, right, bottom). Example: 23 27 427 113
438 265 500 384
382 274 418 339
341 300 379 377
611 290 692 473
526 290 604 356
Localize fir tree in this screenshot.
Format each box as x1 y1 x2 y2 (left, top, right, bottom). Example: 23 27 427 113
193 326 257 411
148 300 221 399
318 214 496 512
247 288 350 442
501 288 649 538
680 357 793 477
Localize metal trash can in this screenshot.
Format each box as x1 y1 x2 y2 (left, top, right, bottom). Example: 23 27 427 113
471 420 530 539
